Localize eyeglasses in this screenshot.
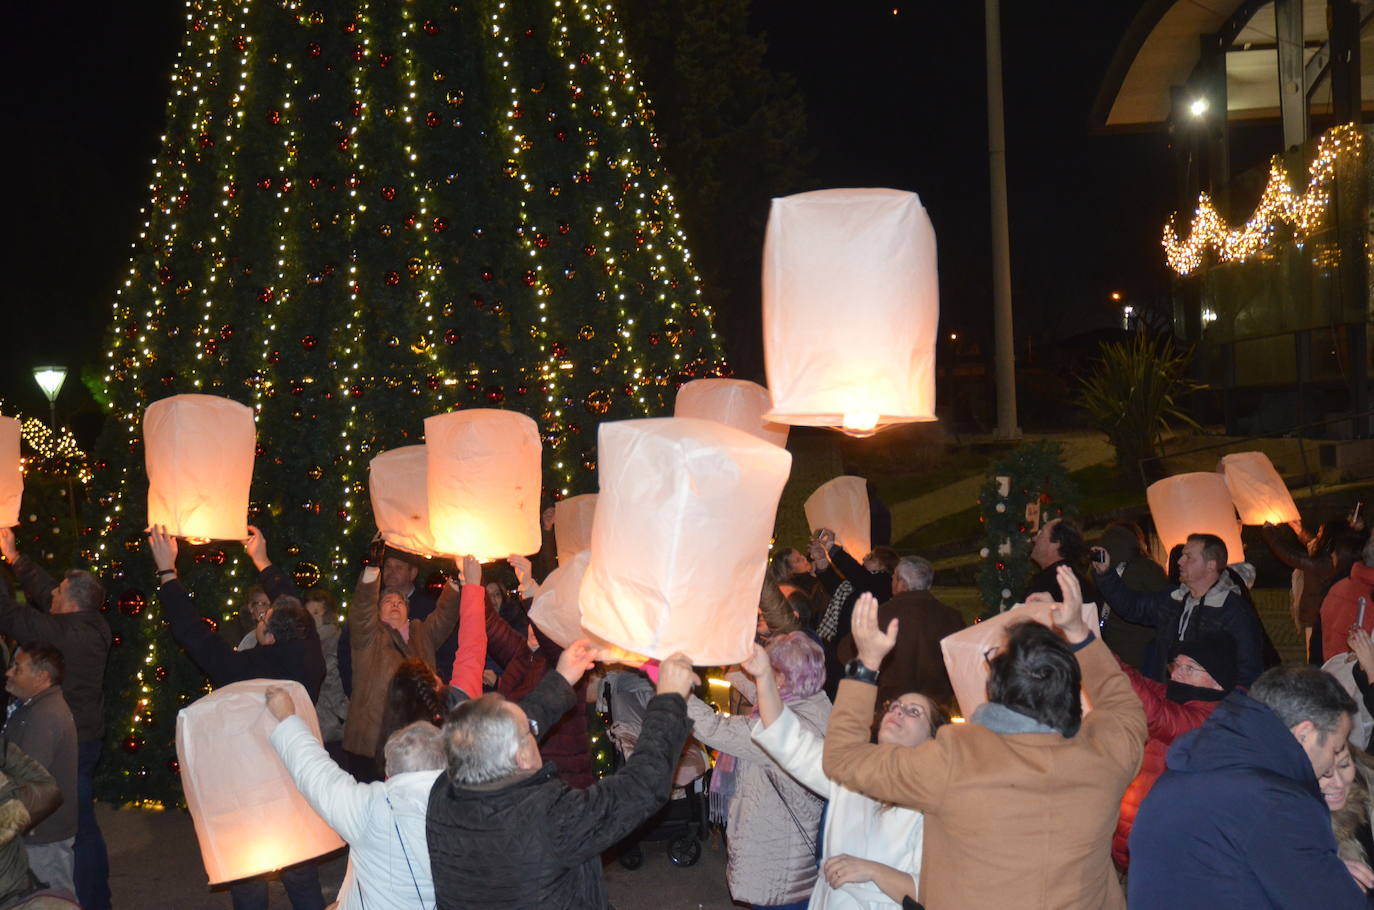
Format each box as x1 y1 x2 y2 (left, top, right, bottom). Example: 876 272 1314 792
883 700 926 720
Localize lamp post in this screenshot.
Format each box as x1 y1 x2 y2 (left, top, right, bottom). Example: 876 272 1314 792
32 365 76 525
32 366 67 430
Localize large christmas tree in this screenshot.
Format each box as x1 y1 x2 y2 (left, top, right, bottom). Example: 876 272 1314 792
86 0 724 804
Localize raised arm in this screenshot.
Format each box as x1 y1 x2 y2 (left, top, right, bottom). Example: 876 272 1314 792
347 567 382 654
244 526 304 601
1093 562 1171 627
266 691 372 842
1 529 57 613
549 655 695 860
447 582 487 700
1260 524 1327 573
685 696 773 763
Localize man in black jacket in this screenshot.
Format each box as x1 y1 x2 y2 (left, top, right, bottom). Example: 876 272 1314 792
148 526 326 910
1093 532 1265 687
0 527 111 910
426 651 697 909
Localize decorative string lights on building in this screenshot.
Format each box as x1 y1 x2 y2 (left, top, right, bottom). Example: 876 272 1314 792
1162 122 1366 275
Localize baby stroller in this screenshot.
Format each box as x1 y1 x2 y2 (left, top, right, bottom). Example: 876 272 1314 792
600 670 711 868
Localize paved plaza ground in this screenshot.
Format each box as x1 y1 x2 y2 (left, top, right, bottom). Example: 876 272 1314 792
104 800 736 909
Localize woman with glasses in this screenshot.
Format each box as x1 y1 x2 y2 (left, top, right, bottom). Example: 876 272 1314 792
742 641 947 908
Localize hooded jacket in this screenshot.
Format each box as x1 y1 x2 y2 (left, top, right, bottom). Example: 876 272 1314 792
1321 561 1374 663
1094 568 1265 687
1128 692 1365 908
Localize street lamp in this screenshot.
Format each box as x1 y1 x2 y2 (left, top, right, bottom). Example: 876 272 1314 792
33 366 67 429
1189 97 1210 118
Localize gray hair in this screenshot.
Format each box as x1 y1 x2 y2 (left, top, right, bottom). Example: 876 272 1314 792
444 694 523 786
894 556 934 592
1250 665 1355 738
383 721 446 776
62 570 105 613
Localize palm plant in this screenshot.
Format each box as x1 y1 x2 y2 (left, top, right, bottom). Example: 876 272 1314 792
1077 333 1204 483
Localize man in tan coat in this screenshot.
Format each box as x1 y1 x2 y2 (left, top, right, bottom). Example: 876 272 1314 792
342 551 474 780
822 566 1146 909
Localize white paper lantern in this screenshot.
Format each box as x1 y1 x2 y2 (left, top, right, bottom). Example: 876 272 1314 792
369 446 442 557
579 418 793 666
1147 473 1245 565
674 379 789 448
144 395 255 540
1219 452 1301 526
176 679 344 885
528 550 591 649
804 476 872 563
0 417 20 529
554 493 598 567
762 188 939 436
940 601 1100 717
424 409 542 561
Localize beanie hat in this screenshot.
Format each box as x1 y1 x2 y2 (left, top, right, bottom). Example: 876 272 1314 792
1171 634 1239 694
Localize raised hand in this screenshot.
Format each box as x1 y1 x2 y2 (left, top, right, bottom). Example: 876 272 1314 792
461 555 481 587
508 554 533 591
243 525 271 570
1050 564 1091 644
1348 627 1374 676
146 525 179 574
0 528 17 564
264 685 296 721
851 592 897 672
555 638 599 686
656 652 700 698
740 643 772 680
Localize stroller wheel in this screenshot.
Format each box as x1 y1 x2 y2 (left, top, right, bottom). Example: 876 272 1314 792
668 836 702 867
618 844 644 870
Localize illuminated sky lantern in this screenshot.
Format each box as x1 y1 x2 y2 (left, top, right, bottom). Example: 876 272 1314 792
554 493 598 568
762 188 939 437
144 394 255 540
579 417 793 666
425 409 542 561
674 378 789 448
805 476 872 563
369 446 442 558
529 550 591 649
1219 452 1301 526
1147 472 1246 565
0 417 20 528
941 600 1099 717
176 679 344 885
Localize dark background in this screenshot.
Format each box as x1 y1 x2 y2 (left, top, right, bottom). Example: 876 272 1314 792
1 1 1283 437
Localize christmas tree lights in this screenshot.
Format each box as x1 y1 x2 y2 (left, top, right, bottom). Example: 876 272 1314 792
1163 122 1366 275
88 0 724 804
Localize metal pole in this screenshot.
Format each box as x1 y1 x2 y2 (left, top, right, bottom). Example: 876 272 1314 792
985 0 1020 439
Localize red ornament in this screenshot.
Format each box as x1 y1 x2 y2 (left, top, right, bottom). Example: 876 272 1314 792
258 287 274 303
522 269 537 286
307 42 321 57
648 332 661 346
534 232 548 248
267 109 281 125
121 735 142 754
256 176 272 191
117 591 146 617
583 243 596 257
432 216 448 232
381 185 397 201
480 269 494 282
268 349 281 364
384 270 401 286
346 172 362 189
425 111 441 128
444 329 460 345
168 759 180 774
153 665 169 682
422 19 439 35
484 385 505 404
350 385 364 398
465 378 480 392
557 221 570 235
301 335 318 350
378 52 393 67
350 101 363 118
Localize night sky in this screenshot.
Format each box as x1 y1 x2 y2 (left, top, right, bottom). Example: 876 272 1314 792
2 1 1280 436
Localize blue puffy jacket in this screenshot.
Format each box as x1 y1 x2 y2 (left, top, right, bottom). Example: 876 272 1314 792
1128 691 1365 909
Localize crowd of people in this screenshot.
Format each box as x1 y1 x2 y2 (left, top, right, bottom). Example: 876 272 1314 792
0 498 1370 908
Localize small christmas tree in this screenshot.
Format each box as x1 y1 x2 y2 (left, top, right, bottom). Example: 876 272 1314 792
975 441 1079 612
86 0 724 805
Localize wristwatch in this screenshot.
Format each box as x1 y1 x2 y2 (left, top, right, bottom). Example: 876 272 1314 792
843 660 880 685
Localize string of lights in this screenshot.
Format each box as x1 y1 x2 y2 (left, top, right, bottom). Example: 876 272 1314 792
1163 121 1366 275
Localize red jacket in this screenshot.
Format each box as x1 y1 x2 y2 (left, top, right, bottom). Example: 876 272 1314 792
1320 561 1374 662
1112 660 1219 869
486 602 595 788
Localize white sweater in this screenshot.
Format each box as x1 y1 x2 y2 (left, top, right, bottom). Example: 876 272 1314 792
269 715 439 910
752 706 923 909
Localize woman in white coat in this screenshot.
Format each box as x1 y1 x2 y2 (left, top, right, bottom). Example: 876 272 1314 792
742 641 946 908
